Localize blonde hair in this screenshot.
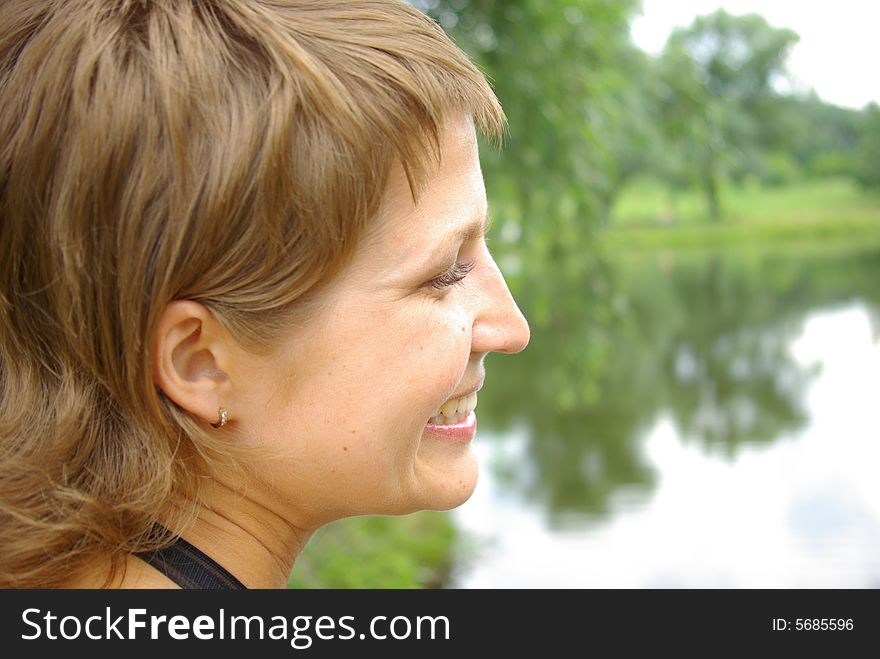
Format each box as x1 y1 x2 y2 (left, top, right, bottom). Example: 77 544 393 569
0 0 503 588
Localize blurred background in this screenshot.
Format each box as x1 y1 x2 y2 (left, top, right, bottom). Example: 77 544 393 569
289 0 880 588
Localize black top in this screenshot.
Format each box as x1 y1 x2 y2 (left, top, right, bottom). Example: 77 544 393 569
135 532 246 589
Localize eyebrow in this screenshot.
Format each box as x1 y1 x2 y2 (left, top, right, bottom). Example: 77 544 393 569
450 207 491 246
406 207 491 276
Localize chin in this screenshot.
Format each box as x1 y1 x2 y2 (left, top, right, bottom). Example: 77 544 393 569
419 457 479 512
426 486 476 512
370 451 479 515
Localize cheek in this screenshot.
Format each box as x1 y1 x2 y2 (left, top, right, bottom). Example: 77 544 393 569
250 303 472 444
401 308 472 387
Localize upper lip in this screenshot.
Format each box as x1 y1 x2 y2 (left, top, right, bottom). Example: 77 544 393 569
446 380 484 402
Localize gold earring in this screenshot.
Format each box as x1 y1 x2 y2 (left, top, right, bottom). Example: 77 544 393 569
211 407 228 428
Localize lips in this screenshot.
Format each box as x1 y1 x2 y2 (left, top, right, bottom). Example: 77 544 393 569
424 410 477 443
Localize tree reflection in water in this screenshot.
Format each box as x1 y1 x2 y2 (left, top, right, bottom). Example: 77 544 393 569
477 245 880 525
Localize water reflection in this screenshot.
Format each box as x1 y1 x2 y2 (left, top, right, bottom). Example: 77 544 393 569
464 246 880 585
637 252 813 457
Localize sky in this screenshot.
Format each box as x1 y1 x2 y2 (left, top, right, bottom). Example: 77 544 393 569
630 0 880 110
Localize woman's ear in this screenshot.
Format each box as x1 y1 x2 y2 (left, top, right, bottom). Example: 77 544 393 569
152 300 233 426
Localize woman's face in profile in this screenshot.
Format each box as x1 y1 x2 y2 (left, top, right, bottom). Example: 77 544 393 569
232 114 529 524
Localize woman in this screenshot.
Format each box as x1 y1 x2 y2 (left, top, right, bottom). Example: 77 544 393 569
0 0 529 589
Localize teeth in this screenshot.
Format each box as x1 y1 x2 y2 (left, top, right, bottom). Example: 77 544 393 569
440 399 459 417
429 392 478 425
458 392 476 414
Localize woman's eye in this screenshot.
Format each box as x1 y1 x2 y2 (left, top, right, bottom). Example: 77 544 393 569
430 261 475 289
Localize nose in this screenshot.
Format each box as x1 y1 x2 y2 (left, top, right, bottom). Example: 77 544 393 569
471 248 530 355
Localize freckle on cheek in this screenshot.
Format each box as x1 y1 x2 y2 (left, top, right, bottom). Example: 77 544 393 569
342 446 348 452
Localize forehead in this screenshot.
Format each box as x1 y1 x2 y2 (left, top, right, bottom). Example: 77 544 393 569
363 115 487 264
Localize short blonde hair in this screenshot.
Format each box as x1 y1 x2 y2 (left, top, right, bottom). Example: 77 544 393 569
0 0 504 588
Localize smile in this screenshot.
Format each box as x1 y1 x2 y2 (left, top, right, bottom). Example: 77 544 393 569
428 392 477 425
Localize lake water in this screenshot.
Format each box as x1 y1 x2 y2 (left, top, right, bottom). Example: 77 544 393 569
452 246 880 587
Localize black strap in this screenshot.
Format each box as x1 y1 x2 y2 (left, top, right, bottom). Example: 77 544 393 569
135 531 246 589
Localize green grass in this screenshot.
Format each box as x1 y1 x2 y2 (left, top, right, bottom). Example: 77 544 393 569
287 512 461 588
604 177 880 252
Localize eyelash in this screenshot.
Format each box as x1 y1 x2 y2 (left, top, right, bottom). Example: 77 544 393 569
430 261 475 289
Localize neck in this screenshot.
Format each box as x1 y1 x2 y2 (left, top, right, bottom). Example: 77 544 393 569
171 474 315 589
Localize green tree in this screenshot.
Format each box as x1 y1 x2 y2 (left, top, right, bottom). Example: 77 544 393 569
657 10 799 219
590 48 670 225
416 0 640 294
773 92 860 178
855 102 880 188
